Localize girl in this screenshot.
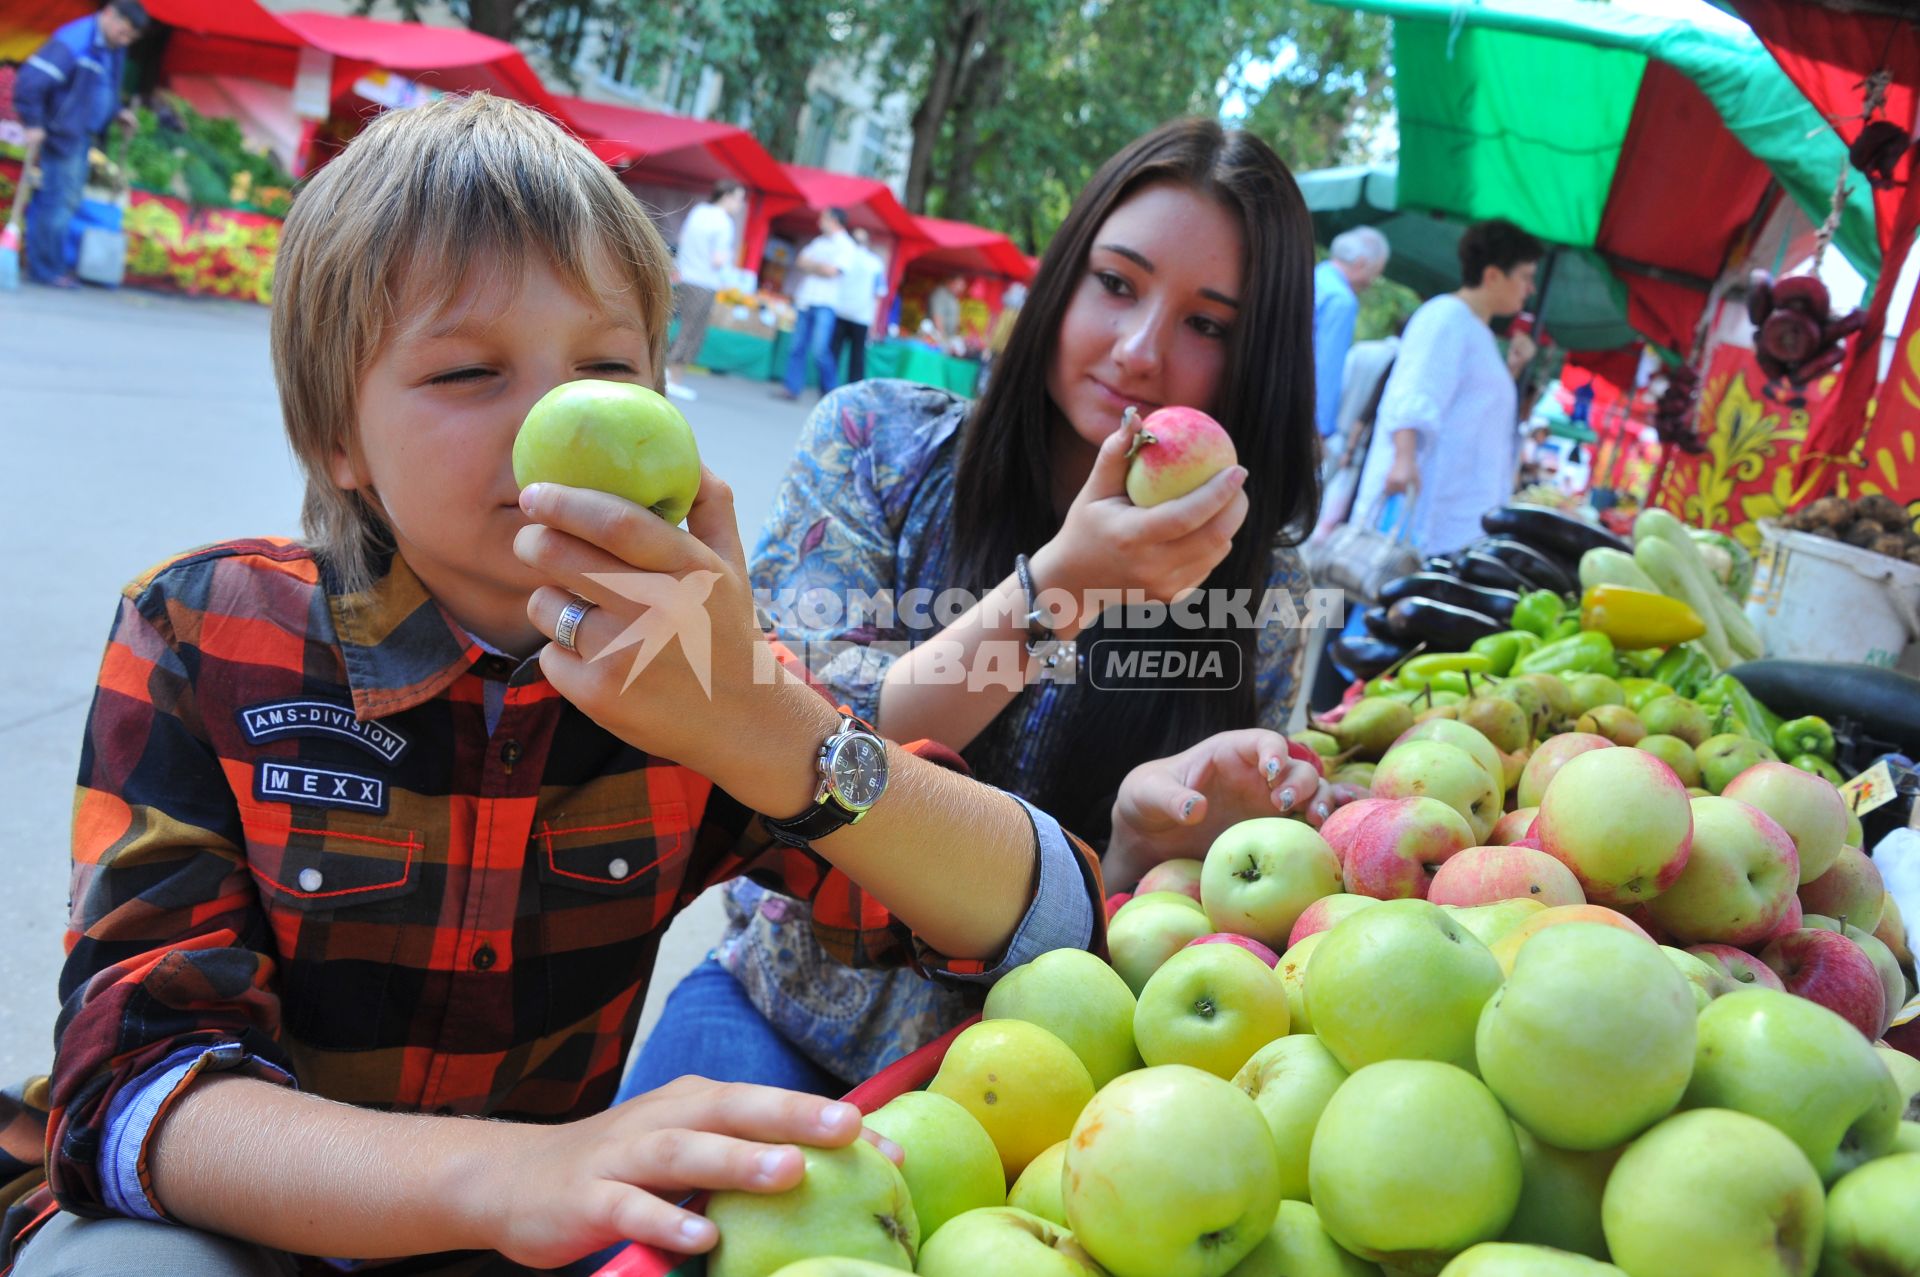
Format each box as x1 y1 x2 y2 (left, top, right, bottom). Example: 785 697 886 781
625 117 1328 1096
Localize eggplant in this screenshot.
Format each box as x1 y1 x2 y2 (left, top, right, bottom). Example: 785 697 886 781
1421 556 1456 576
1329 634 1411 680
1377 572 1520 621
1482 504 1632 561
1458 551 1530 593
1728 660 1920 753
1383 597 1505 649
1362 606 1399 641
1479 537 1576 595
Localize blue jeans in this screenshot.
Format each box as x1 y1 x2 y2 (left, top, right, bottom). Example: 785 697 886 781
782 304 840 396
26 143 88 284
614 957 845 1104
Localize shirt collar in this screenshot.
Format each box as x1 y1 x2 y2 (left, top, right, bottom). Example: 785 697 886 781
325 550 501 722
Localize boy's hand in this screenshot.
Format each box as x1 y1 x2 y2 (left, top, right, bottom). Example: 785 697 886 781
1105 729 1330 889
474 1078 889 1269
515 470 833 810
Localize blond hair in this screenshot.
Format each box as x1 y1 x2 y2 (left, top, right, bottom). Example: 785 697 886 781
271 93 674 593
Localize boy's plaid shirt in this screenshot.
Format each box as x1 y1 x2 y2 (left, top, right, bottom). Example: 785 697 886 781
40 537 1103 1221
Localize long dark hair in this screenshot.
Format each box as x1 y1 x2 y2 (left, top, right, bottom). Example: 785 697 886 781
948 118 1319 842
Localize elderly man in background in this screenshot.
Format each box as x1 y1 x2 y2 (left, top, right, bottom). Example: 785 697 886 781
1313 226 1391 442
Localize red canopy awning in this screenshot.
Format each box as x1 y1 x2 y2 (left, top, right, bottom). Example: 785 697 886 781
776 165 927 245
904 214 1034 283
2 0 298 60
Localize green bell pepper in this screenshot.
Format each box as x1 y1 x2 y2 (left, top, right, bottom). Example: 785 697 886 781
1652 644 1713 699
1512 590 1567 637
1617 647 1669 678
1468 630 1541 678
1621 679 1678 712
1789 754 1844 785
1697 674 1773 742
1774 716 1836 763
1545 616 1583 642
1400 670 1473 698
1514 631 1617 677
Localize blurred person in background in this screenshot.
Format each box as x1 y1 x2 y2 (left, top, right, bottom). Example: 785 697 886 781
664 179 745 401
1311 226 1390 441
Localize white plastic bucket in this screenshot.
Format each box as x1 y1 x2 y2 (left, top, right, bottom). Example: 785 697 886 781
1747 520 1920 673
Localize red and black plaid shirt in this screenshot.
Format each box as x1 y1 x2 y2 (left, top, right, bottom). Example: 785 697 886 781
32 537 1101 1235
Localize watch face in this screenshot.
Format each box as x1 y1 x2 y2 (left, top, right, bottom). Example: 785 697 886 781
828 732 889 811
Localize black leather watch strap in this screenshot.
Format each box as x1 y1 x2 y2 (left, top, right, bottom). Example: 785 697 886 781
762 799 855 849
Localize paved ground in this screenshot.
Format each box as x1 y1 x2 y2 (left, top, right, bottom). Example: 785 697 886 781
0 282 815 1083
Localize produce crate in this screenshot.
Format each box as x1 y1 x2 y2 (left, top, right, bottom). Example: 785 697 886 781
590 1017 978 1277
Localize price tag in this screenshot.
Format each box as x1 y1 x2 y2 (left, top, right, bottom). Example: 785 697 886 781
1839 760 1899 818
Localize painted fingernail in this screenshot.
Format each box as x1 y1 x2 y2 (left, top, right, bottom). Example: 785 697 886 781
818 1102 858 1132
1279 787 1296 809
1316 801 1331 819
1263 757 1282 782
1181 795 1200 820
519 485 543 517
679 1216 713 1244
757 1150 788 1180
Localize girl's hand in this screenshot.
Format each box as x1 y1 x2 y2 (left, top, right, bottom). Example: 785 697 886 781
474 1078 899 1269
514 470 830 809
1105 729 1331 889
1028 422 1249 633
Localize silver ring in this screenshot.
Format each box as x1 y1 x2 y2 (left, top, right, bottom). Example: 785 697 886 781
554 597 596 654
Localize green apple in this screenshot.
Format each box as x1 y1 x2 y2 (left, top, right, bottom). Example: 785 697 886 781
513 379 702 524
1683 987 1901 1182
1516 733 1611 808
1136 942 1291 1079
1006 1139 1069 1227
1660 945 1733 1010
1819 1153 1920 1277
1695 732 1769 794
707 1138 918 1277
1232 1034 1349 1202
1799 845 1887 933
1895 1119 1920 1153
1370 740 1502 843
1644 796 1798 945
1064 1065 1281 1277
1306 898 1503 1073
1600 1109 1822 1277
768 1260 911 1277
1275 932 1323 1032
1724 760 1849 883
1636 733 1702 787
1438 1243 1624 1275
915 1207 1107 1277
1308 1060 1521 1272
1566 673 1625 713
1535 746 1692 907
1114 890 1207 919
1876 1045 1920 1116
985 947 1143 1087
863 1091 1005 1241
1201 818 1342 949
1639 695 1711 747
1501 1125 1617 1259
1109 896 1214 994
1394 719 1507 794
1225 1200 1378 1276
929 1020 1094 1181
1848 923 1909 1037
1476 922 1695 1150
1446 898 1546 948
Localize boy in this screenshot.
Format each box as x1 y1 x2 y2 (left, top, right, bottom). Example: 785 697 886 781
6 94 1107 1274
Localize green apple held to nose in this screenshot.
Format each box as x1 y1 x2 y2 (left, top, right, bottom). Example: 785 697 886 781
513 379 703 524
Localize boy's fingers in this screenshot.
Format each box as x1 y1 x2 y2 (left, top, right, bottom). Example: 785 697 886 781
520 483 699 574
643 1084 866 1149
515 522 643 595
684 466 747 576
599 1182 718 1256
610 1130 806 1197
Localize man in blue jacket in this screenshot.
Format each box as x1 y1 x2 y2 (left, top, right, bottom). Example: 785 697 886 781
12 0 148 287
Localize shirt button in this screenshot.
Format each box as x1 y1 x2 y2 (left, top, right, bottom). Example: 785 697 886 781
298 868 324 892
499 739 522 765
608 857 630 879
472 944 496 970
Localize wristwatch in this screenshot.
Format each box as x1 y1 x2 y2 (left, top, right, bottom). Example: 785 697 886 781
762 713 890 848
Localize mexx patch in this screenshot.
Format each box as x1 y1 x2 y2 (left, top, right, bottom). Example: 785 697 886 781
255 763 388 814
237 699 409 762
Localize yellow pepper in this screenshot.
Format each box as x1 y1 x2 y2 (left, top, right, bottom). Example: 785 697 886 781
1579 585 1706 650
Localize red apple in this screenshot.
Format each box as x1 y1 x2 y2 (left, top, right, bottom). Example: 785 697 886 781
1287 893 1380 947
1426 845 1585 908
1687 943 1787 992
1123 406 1238 507
1487 808 1539 847
1340 796 1476 900
1771 894 1804 940
1185 932 1281 967
1318 799 1389 866
1135 857 1205 904
1798 845 1887 933
1761 928 1887 1039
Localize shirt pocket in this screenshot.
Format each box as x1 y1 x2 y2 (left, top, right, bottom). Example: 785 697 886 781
532 802 690 907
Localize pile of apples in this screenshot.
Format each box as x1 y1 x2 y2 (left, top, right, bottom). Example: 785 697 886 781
700 718 1918 1277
